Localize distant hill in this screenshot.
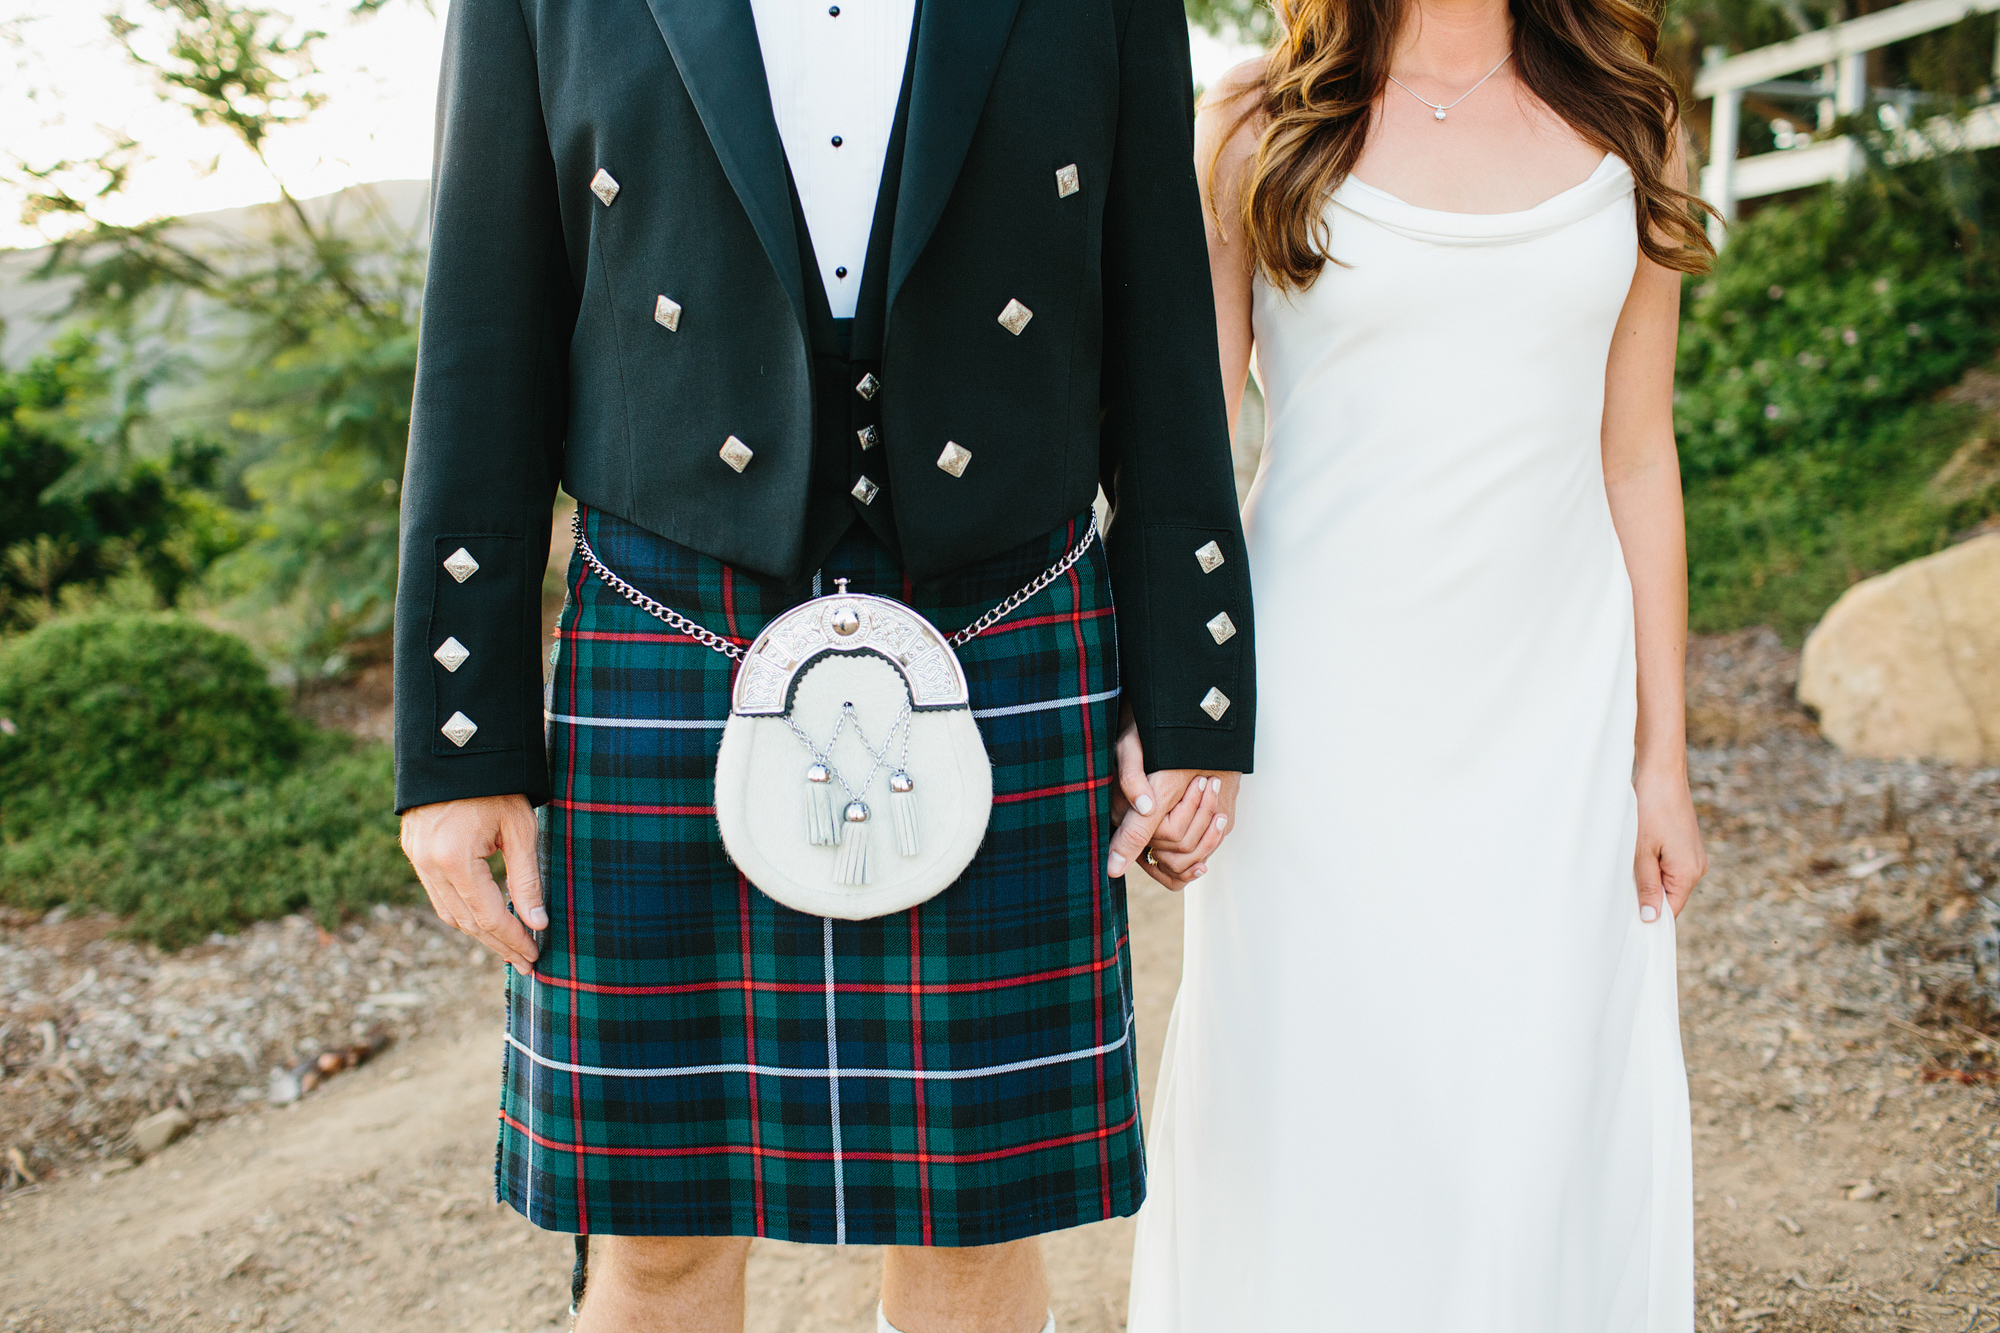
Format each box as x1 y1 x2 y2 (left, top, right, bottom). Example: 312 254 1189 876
0 179 431 366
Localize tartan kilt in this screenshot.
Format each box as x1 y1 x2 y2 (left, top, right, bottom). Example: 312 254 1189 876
498 504 1143 1246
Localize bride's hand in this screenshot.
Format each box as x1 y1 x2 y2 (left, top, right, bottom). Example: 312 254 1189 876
1108 708 1240 890
1142 773 1239 890
1635 768 1706 921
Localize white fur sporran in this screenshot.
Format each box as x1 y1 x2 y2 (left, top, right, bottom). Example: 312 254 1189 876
713 584 993 920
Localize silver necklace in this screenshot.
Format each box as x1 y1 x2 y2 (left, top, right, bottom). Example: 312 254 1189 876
1386 52 1512 122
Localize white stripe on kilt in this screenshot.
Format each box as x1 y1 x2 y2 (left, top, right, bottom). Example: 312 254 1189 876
823 917 847 1247
972 687 1120 720
544 711 726 730
503 1017 1134 1083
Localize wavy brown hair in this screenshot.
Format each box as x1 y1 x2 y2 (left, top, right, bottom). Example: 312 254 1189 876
1224 0 1716 290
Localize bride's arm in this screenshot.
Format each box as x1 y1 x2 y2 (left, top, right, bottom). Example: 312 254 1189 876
1120 65 1264 891
1601 140 1709 922
1199 65 1263 433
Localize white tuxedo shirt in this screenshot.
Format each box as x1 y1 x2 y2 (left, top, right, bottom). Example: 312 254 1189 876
749 0 917 319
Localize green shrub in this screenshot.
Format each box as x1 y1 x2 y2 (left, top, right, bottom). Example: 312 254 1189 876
1685 399 1993 635
0 613 301 830
1677 148 2000 635
0 734 412 950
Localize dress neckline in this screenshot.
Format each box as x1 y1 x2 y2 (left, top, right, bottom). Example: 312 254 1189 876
1333 154 1631 247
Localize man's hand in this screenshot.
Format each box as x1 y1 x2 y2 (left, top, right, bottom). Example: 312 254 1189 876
400 794 547 973
1106 710 1241 891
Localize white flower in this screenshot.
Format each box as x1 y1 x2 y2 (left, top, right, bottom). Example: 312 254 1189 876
1764 404 1782 419
1768 285 1786 300
1842 328 1859 346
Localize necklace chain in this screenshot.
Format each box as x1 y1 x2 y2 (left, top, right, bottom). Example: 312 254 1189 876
1385 51 1513 120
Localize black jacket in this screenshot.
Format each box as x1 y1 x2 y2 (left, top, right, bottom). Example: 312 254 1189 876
393 0 1256 812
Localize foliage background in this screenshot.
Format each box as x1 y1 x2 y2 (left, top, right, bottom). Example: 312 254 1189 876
1 0 1998 943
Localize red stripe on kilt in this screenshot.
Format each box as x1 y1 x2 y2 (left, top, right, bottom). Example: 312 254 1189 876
991 776 1111 806
909 907 933 1246
550 799 718 817
500 1109 1139 1166
970 604 1114 638
1064 520 1113 1218
529 955 1119 997
565 510 591 1234
737 874 767 1237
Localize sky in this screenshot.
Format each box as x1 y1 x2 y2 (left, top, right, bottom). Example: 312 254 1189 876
0 2 1260 252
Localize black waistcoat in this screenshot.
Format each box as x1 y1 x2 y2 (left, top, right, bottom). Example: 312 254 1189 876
793 5 920 573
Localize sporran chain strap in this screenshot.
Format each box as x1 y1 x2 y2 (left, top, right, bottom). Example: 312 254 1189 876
569 508 1098 658
568 509 1094 891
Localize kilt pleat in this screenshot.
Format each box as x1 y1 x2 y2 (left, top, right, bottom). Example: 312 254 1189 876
496 505 1143 1245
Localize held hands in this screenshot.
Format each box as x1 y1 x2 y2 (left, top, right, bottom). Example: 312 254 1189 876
400 794 548 973
1635 767 1707 922
1107 708 1242 891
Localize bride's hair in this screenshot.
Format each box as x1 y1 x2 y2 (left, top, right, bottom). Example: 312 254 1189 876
1223 0 1716 290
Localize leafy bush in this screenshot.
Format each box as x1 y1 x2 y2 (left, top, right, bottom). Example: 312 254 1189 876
0 735 410 950
0 613 301 829
0 614 413 947
1677 149 2000 636
0 335 242 630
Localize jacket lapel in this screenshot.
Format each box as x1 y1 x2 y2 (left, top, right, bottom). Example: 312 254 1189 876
641 0 808 334
887 0 1025 312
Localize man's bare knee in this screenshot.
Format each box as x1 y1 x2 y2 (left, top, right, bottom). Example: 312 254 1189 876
596 1234 751 1292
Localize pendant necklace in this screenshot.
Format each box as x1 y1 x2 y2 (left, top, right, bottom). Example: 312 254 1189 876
1386 51 1513 122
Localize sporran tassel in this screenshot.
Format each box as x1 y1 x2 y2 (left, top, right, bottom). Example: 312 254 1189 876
889 771 921 857
805 764 838 846
834 801 872 885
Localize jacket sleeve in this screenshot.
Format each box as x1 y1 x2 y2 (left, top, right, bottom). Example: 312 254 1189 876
392 0 574 813
1097 0 1256 775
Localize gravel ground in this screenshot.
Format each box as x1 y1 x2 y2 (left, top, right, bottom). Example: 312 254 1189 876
1 628 1996 1330
0 903 497 1187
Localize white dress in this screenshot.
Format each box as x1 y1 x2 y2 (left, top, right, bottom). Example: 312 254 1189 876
1127 156 1692 1332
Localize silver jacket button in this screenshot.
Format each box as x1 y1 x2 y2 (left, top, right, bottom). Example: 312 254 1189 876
720 436 755 473
1056 164 1081 198
851 475 880 505
443 548 480 583
1199 688 1232 722
1194 541 1225 574
441 712 480 747
936 442 972 477
434 637 471 672
654 296 682 331
855 373 880 400
1206 613 1237 646
998 299 1034 336
590 169 621 207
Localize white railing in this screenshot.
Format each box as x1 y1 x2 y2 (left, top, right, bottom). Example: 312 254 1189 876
1696 0 2000 243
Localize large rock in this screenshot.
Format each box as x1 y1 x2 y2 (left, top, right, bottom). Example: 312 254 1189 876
1799 534 2000 764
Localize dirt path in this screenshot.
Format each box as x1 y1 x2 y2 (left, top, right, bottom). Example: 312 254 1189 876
0 889 1182 1333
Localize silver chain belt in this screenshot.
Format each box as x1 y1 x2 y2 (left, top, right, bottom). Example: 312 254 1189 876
569 509 1100 662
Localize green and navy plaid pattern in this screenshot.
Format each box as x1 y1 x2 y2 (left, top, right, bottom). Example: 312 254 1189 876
498 505 1141 1246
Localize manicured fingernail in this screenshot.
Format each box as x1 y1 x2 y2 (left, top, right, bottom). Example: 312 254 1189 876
528 907 549 930
1641 904 1659 923
1108 854 1127 877
1136 794 1155 816
1193 865 1207 878
1214 816 1228 832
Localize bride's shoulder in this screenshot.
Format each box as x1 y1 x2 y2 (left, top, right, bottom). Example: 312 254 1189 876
1200 56 1270 126
1196 57 1269 178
